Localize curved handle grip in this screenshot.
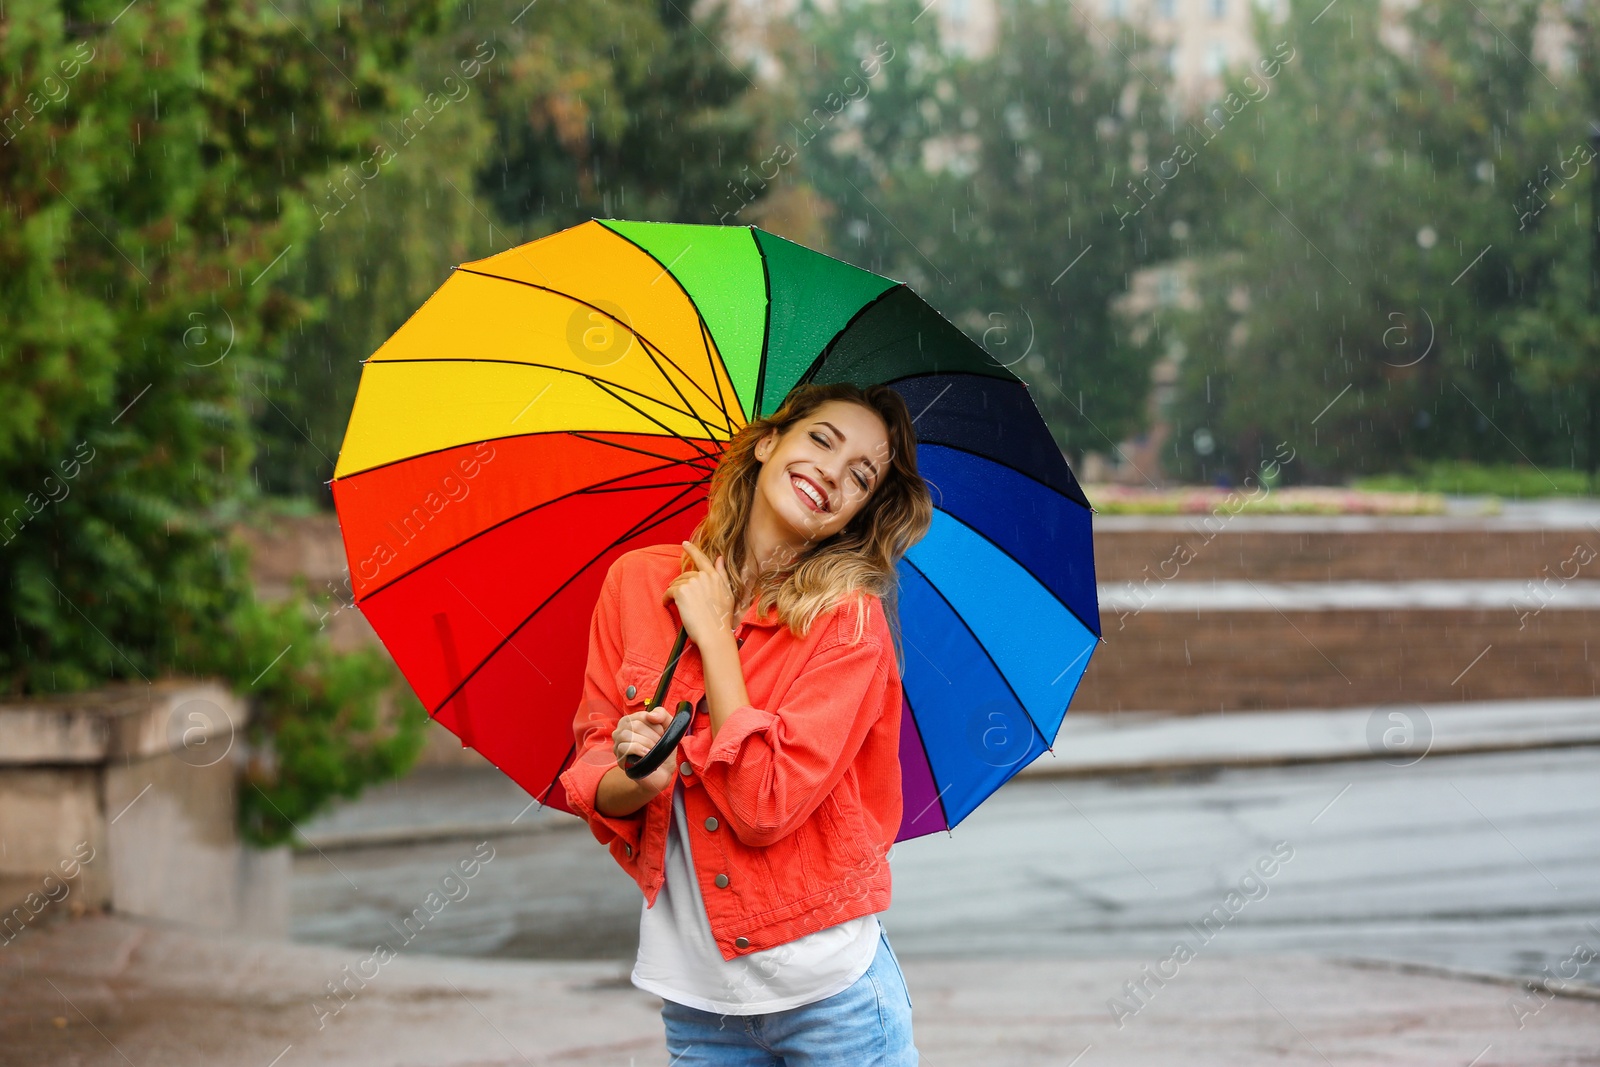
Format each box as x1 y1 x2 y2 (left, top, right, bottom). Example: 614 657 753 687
623 699 693 780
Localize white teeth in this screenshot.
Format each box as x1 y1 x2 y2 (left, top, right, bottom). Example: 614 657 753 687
792 474 825 510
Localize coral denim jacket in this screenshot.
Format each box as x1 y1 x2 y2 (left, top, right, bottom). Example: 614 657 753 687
557 543 904 961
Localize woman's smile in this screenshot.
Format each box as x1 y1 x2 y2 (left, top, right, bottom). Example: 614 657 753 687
790 472 830 513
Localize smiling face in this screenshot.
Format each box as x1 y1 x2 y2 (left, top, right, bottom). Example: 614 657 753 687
751 398 892 552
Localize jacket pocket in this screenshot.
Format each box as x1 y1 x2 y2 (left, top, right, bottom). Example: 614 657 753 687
826 767 873 853
797 771 877 906
615 656 659 714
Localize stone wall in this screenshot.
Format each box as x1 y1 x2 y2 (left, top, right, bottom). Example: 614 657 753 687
0 681 288 944
1081 514 1600 713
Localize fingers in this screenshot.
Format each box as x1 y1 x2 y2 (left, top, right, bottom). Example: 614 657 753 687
613 708 668 758
681 540 716 572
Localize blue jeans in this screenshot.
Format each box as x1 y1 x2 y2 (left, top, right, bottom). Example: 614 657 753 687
660 928 918 1066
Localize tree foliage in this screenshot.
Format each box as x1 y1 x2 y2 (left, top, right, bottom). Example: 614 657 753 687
482 0 764 229
776 0 1190 453
1155 0 1598 483
0 0 452 842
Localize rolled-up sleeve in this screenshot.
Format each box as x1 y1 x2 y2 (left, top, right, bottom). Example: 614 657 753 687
677 618 896 849
556 561 645 853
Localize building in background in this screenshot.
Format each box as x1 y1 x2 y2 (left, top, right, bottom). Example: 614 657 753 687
708 0 1299 104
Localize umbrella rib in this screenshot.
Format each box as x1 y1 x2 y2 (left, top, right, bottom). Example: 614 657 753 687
367 356 710 430
533 744 577 814
357 355 728 477
569 432 720 475
633 328 739 437
424 482 715 716
900 554 1059 758
356 462 714 604
791 283 907 391
922 501 1100 640
603 478 715 553
583 376 722 465
699 314 741 430
556 228 743 434
752 228 771 415
799 287 1027 392
577 478 715 495
752 228 774 417
454 266 736 435
630 335 733 445
915 435 1092 515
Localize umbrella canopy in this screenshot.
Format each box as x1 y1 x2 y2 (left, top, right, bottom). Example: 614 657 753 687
331 219 1099 841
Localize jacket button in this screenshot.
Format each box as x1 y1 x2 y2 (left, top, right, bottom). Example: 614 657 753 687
714 873 729 888
704 817 719 831
734 936 750 950
625 684 637 699
623 843 633 857
679 761 693 776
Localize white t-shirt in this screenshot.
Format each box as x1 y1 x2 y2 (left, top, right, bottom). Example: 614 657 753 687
630 780 882 1015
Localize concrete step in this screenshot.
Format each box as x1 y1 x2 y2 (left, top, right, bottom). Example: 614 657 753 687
1075 605 1599 713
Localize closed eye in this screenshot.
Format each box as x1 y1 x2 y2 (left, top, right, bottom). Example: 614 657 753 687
812 430 872 493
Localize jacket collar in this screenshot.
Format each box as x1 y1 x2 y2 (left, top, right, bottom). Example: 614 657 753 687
737 595 783 630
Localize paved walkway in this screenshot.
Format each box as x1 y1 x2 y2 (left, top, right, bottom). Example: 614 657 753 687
1023 696 1600 776
3 914 1597 1066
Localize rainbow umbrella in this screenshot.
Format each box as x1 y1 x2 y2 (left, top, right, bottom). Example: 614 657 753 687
330 219 1099 841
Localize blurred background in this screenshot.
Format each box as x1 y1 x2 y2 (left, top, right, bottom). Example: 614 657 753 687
2 0 1599 1063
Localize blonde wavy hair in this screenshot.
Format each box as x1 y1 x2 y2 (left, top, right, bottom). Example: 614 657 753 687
681 382 933 664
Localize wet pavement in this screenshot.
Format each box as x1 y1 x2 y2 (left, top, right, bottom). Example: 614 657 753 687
4 911 1598 1066
291 745 1600 992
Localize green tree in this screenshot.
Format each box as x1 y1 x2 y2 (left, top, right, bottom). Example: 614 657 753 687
478 0 764 231
1500 2 1600 484
780 0 1186 454
0 0 452 842
1158 0 1590 483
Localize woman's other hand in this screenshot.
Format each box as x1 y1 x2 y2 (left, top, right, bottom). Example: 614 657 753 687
663 540 737 649
611 705 677 796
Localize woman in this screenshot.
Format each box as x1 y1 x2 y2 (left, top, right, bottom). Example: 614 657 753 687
558 381 934 1066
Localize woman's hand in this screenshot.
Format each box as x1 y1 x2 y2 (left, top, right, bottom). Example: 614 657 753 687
609 705 677 797
663 540 737 650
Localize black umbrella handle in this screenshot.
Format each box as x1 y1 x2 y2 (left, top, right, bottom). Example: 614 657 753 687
623 624 694 780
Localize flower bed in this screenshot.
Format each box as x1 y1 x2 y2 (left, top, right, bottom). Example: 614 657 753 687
1082 485 1452 516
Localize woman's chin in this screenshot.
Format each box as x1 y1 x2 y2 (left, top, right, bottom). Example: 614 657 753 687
761 484 835 547
787 504 834 540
